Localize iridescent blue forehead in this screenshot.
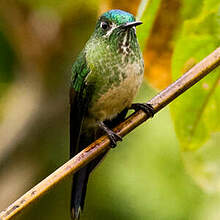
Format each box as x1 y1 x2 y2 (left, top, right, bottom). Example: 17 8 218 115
101 10 135 25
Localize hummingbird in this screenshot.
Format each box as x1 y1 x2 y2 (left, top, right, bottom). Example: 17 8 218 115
70 9 154 220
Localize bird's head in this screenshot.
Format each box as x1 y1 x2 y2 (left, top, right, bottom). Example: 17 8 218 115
93 10 142 52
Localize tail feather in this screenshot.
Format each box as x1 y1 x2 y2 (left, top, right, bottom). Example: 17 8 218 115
70 107 128 219
70 130 92 220
71 205 81 220
71 166 89 220
70 148 108 219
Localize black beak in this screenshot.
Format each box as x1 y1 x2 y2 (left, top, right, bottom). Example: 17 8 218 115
121 21 143 29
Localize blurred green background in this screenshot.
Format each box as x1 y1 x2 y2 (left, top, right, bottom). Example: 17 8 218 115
0 0 220 219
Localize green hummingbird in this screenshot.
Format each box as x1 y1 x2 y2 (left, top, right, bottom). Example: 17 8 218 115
70 9 154 219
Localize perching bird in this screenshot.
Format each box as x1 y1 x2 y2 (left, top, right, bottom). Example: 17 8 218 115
70 9 154 219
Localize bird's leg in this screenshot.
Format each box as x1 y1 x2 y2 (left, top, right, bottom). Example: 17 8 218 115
129 103 155 118
98 121 122 148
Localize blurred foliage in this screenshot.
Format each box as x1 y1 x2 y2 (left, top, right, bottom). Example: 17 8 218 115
0 30 14 101
171 0 220 193
171 0 220 151
142 0 181 90
0 31 14 83
0 0 220 220
136 0 161 50
99 0 141 15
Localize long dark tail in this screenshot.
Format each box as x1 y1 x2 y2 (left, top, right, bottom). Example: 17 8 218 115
70 131 93 219
70 131 107 219
70 107 128 219
70 161 90 219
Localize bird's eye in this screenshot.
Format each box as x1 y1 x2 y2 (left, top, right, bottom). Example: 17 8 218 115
101 22 109 30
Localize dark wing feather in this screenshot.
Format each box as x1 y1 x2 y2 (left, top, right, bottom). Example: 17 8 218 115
70 50 90 157
70 86 89 158
70 51 91 219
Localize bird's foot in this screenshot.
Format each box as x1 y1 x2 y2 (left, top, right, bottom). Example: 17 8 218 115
98 121 122 148
130 103 155 118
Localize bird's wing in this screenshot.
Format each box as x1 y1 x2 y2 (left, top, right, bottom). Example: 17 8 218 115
70 50 91 158
70 51 95 220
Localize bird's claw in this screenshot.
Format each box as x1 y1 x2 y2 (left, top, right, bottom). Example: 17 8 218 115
98 121 122 148
106 130 122 148
130 103 155 118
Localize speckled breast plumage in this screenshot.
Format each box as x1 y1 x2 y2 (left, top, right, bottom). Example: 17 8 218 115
84 29 144 126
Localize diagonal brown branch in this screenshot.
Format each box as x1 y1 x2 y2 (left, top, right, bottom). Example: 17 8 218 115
0 47 220 220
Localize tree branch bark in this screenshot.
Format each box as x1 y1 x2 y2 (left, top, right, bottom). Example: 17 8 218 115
0 47 220 220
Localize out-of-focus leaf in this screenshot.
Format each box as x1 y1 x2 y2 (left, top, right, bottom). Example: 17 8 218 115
171 0 220 195
0 30 14 99
142 0 181 90
99 0 140 15
18 0 97 15
171 0 220 151
181 0 203 20
136 0 161 50
0 31 14 82
183 133 220 193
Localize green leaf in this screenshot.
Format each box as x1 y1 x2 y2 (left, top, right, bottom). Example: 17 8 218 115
0 29 15 98
182 132 220 192
136 0 161 50
171 0 220 151
17 0 98 17
181 0 203 20
0 30 14 83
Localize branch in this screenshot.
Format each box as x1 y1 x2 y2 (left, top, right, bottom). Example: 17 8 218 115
0 47 220 220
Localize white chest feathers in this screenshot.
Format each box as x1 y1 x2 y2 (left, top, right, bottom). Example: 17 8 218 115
89 62 143 122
